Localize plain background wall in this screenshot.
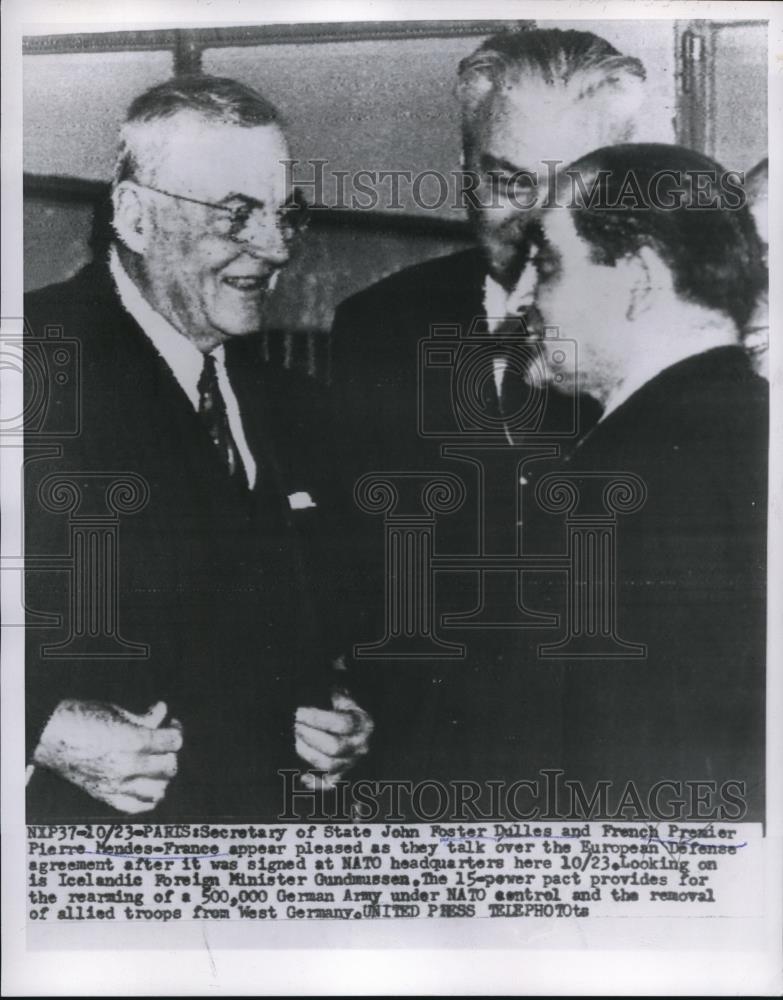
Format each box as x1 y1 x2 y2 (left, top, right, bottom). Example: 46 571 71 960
711 21 768 171
24 50 175 180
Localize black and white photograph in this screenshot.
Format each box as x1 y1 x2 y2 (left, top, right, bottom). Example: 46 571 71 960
2 0 781 994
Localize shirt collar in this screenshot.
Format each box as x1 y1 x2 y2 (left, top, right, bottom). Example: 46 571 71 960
482 273 509 332
108 245 222 409
483 266 537 333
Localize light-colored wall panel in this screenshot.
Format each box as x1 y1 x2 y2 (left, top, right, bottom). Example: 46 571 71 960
711 22 767 172
202 37 476 217
24 50 174 178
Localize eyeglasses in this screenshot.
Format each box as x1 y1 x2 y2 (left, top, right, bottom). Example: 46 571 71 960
135 183 310 244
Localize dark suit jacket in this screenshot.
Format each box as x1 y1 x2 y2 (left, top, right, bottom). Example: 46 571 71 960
332 249 485 471
24 258 334 821
522 346 767 820
331 252 766 823
329 250 600 794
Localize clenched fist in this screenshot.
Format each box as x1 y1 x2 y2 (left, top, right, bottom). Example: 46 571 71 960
33 699 182 814
295 689 373 790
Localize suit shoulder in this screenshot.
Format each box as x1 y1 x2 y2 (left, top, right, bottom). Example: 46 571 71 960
679 350 768 437
333 248 483 321
25 274 79 318
25 262 98 304
24 264 110 332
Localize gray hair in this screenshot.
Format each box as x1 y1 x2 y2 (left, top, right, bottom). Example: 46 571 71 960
457 28 646 152
113 75 282 186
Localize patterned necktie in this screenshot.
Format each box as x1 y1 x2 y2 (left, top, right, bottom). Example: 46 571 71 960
197 353 247 486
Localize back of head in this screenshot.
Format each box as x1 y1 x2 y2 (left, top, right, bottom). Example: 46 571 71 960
560 143 766 330
456 27 646 154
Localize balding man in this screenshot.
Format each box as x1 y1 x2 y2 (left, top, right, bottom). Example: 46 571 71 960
25 76 372 820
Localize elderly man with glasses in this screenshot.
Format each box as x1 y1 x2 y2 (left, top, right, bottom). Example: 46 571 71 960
24 75 372 821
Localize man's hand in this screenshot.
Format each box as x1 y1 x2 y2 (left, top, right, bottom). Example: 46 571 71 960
32 699 182 814
295 690 373 790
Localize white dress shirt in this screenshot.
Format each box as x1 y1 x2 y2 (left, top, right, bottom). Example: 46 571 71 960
108 247 257 488
483 266 538 399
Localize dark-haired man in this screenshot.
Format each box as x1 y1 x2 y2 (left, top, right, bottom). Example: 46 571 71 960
523 144 767 817
25 76 372 820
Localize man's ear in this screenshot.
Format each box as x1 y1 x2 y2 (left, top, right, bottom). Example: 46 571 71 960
623 244 673 321
111 182 149 255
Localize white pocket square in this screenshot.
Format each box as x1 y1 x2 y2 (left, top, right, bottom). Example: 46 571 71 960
288 491 317 510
